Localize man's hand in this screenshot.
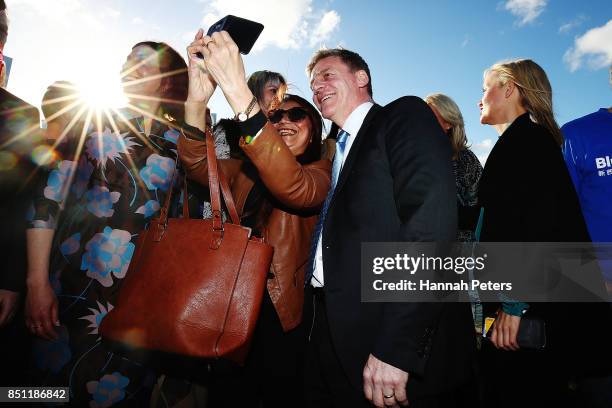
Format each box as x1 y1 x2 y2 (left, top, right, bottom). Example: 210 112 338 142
0 289 20 327
186 28 217 104
363 354 410 407
491 310 521 351
25 282 59 340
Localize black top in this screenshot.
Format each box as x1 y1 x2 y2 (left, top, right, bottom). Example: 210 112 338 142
479 112 589 243
0 88 42 291
478 112 612 374
454 148 482 241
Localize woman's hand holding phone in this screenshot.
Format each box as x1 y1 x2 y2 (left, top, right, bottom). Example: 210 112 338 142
186 28 217 105
197 31 257 118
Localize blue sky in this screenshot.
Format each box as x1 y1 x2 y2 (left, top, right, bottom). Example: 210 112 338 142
5 0 612 162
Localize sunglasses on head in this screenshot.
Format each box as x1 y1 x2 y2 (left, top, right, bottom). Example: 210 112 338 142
269 107 308 124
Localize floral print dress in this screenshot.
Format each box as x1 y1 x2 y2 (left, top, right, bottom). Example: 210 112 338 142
28 111 184 407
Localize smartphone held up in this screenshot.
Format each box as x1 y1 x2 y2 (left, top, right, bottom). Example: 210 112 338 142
195 15 264 59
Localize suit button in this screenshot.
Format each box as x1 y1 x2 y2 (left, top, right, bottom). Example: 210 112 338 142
325 245 330 249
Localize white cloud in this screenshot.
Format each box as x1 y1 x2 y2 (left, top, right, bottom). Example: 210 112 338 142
132 17 144 25
310 10 341 47
559 15 587 34
564 20 612 72
503 0 547 26
461 35 470 48
472 138 494 165
10 0 103 30
197 0 341 51
103 7 121 19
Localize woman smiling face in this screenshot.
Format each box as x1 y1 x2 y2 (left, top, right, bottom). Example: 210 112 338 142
272 100 313 157
121 45 162 101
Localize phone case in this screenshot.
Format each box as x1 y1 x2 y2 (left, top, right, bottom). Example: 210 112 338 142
207 15 264 55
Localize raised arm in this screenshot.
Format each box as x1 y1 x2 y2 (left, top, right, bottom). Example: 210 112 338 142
241 122 331 210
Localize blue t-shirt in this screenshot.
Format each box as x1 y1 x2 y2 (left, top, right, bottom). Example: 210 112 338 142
562 108 612 280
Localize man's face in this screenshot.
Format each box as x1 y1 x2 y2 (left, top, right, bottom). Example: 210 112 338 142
310 56 365 127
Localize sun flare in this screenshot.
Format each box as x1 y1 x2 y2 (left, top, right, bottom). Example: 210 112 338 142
74 68 127 110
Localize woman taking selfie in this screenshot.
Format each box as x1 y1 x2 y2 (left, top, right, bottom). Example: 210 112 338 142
177 30 331 407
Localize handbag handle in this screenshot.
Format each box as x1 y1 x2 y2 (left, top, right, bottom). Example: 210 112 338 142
157 124 242 234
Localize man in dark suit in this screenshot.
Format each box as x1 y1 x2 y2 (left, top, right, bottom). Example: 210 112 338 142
0 0 43 385
304 48 475 407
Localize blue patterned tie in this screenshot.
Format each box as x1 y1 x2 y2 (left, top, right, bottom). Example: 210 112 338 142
306 130 350 285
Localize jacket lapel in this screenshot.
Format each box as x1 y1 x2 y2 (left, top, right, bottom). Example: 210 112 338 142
332 104 382 197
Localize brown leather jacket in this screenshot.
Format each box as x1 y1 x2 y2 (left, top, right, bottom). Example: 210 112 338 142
178 122 331 332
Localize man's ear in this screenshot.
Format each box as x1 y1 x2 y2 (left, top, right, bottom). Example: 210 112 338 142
356 70 369 90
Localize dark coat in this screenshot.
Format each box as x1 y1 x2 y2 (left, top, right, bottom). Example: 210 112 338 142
0 88 42 291
317 96 476 397
479 112 612 375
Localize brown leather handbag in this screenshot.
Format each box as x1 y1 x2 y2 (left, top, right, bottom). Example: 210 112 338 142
100 126 273 364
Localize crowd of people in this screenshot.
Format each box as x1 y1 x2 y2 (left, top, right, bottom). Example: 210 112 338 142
0 2 611 407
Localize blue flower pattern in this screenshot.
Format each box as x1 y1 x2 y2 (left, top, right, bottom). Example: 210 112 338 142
163 128 180 144
60 233 81 256
28 115 182 404
80 227 135 287
135 200 160 218
86 127 139 169
72 156 94 198
85 186 121 218
86 372 130 408
44 160 75 203
139 154 175 191
32 325 71 374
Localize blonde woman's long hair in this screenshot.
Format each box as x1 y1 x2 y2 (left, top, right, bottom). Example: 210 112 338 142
486 59 562 145
425 93 468 159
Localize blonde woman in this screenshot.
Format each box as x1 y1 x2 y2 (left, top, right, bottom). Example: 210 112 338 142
426 93 482 242
477 59 612 407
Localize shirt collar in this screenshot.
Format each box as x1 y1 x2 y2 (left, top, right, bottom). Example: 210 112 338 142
340 101 374 137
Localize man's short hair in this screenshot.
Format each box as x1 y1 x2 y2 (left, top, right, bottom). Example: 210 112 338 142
307 48 373 97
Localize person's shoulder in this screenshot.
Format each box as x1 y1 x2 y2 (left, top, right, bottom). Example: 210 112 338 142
561 109 610 138
562 109 603 128
382 96 429 114
0 88 38 115
458 148 480 164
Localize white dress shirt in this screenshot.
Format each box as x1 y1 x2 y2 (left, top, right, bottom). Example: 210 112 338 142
311 101 374 287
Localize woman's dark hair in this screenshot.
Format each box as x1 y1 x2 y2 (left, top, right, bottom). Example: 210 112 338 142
132 41 188 122
280 93 323 165
247 70 287 111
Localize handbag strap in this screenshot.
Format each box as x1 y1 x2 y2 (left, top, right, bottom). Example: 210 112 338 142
180 169 240 225
158 123 242 229
218 167 240 225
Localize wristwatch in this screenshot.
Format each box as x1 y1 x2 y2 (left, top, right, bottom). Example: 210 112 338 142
234 96 258 122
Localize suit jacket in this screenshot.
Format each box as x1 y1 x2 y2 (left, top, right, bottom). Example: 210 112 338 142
317 96 475 397
0 88 42 291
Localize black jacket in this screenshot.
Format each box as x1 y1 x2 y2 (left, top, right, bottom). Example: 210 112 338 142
316 96 475 397
0 88 42 291
479 112 612 375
